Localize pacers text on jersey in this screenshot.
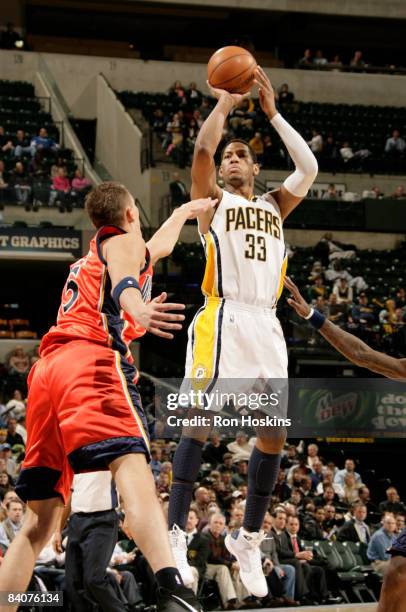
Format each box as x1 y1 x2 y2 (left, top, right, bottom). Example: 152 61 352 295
225 206 281 239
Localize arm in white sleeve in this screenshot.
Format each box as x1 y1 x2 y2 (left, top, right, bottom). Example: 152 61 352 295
271 113 318 197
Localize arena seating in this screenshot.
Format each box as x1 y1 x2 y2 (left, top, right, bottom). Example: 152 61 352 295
119 90 406 174
0 80 89 210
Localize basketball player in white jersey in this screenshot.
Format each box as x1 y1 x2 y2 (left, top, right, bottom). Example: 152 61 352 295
168 66 318 598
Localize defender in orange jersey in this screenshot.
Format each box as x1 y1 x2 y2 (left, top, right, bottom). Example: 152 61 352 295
0 181 216 612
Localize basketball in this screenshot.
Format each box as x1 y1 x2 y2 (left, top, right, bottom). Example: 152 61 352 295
207 46 257 94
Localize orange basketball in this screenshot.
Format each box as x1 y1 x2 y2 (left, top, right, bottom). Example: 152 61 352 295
207 46 257 94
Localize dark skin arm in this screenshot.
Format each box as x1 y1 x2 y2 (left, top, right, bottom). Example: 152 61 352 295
284 276 406 379
191 84 249 233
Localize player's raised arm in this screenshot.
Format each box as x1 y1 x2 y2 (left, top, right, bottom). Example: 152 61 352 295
146 197 217 264
254 66 318 221
284 276 406 379
192 85 247 232
105 233 185 339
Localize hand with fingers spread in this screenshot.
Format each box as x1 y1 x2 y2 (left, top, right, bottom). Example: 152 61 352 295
253 66 278 119
181 197 218 220
138 292 185 339
206 80 251 107
284 276 312 318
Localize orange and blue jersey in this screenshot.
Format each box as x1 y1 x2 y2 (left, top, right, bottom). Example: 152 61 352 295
40 225 153 364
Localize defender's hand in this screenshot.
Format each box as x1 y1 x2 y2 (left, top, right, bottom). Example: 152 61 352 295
206 81 251 106
140 292 185 339
181 197 218 220
284 276 312 318
254 66 278 119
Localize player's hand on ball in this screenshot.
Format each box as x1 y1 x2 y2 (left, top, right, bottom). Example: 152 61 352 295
284 276 312 318
254 66 278 119
143 292 185 339
206 81 251 106
183 197 218 219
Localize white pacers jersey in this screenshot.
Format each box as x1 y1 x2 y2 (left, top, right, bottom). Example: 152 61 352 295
200 189 287 307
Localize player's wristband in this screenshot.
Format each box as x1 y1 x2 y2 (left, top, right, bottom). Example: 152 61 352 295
112 276 141 308
305 308 326 330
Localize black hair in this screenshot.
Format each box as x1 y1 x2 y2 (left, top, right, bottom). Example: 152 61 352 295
220 138 258 164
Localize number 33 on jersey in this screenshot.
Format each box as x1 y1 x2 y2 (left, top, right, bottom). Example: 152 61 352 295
200 190 287 308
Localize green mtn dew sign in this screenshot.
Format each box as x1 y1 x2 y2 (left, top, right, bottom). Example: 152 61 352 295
291 381 406 437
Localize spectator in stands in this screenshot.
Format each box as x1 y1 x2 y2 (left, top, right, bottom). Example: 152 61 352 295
10 161 32 206
323 505 344 538
281 444 300 471
203 431 228 467
333 277 353 305
340 141 354 163
330 55 343 69
396 514 405 534
308 276 327 302
395 287 406 309
371 185 385 199
350 50 365 68
273 469 292 502
0 160 9 192
337 503 371 544
277 83 294 105
384 130 406 157
271 508 308 601
334 459 362 487
227 431 251 462
185 508 209 594
30 127 59 157
0 472 13 491
186 82 202 108
71 168 92 206
314 485 340 508
390 185 406 199
351 292 375 327
261 512 298 607
7 346 29 375
305 443 320 469
203 512 242 609
342 473 362 505
313 50 328 66
379 487 406 516
0 126 13 155
13 129 31 158
322 183 339 200
6 418 24 448
307 129 323 155
367 513 397 575
315 469 342 497
0 499 24 550
322 135 339 162
262 134 280 168
49 166 71 209
228 99 255 138
150 447 162 480
169 172 189 206
357 486 379 523
310 460 325 490
194 487 210 524
231 460 248 488
168 80 186 105
298 49 312 67
301 506 327 540
1 389 26 418
248 132 264 162
285 514 340 605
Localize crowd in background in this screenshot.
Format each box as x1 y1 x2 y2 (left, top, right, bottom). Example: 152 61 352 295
0 124 92 211
283 234 406 353
0 358 405 609
144 81 406 178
